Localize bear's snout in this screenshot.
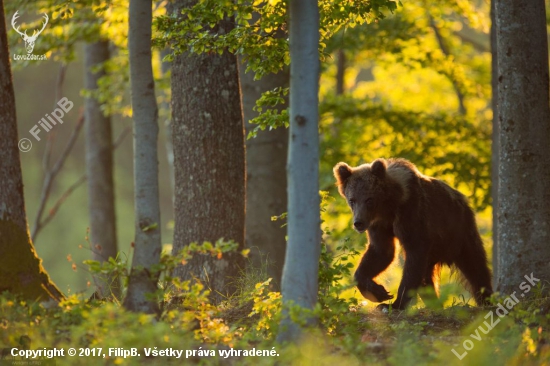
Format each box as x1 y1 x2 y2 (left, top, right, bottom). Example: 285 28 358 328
353 220 367 232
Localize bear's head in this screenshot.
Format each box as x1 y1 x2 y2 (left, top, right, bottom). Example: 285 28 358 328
333 159 405 232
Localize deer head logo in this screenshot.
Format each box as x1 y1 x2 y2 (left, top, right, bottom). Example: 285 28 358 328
11 11 48 54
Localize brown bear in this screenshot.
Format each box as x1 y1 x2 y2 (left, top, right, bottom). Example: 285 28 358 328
333 158 493 310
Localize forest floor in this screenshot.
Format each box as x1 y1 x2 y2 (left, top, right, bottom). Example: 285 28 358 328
1 294 549 365
214 291 550 365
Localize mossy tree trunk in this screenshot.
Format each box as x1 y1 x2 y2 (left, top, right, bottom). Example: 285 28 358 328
0 0 63 302
171 0 246 304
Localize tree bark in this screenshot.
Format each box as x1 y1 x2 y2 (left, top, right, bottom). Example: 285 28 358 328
0 0 63 303
84 40 120 299
124 0 161 314
496 0 550 293
490 0 499 289
277 0 321 342
160 48 175 205
239 62 288 289
171 0 246 304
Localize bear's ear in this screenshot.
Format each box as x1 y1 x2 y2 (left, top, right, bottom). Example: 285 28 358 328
333 162 353 196
371 159 387 178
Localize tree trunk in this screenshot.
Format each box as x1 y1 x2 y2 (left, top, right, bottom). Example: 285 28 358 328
490 0 499 288
160 48 175 205
123 0 161 314
496 0 550 294
277 0 321 342
0 0 63 303
171 0 246 304
239 62 288 289
84 40 120 299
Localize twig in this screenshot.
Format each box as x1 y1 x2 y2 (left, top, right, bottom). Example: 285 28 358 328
33 125 132 240
335 28 347 96
42 64 67 171
38 174 87 230
32 112 85 242
54 64 67 105
153 0 167 12
429 16 466 115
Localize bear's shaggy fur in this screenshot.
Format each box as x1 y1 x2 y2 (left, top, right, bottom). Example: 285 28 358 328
333 158 493 309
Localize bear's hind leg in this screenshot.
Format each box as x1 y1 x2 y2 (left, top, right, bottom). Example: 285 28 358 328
422 263 441 298
455 238 493 306
390 249 430 309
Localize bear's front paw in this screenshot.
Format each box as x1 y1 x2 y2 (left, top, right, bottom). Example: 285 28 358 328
358 279 394 302
376 301 406 312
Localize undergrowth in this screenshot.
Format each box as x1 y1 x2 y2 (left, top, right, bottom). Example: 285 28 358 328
2 216 550 364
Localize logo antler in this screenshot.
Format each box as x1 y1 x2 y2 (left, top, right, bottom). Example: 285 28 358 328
11 11 26 37
11 11 49 54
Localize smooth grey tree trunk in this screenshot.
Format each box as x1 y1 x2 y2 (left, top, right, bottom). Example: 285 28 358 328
123 0 161 314
277 0 321 343
0 0 63 302
496 0 550 294
490 0 499 288
84 40 120 299
239 62 288 289
171 0 246 304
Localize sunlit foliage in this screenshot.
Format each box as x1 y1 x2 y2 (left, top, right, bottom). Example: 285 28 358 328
6 0 547 363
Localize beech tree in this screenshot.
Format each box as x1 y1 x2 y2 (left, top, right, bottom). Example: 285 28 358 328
84 40 119 299
496 0 550 292
0 0 63 302
170 0 246 304
240 63 289 288
236 6 289 289
490 0 499 285
123 0 161 313
277 0 321 342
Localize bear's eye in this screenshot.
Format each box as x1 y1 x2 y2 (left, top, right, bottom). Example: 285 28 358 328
365 198 374 208
349 198 356 205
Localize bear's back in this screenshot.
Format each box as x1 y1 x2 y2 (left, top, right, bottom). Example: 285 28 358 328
412 174 476 260
387 160 477 255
